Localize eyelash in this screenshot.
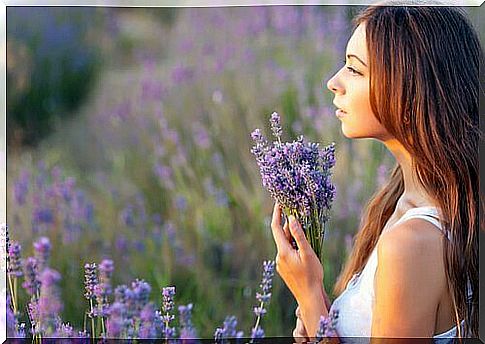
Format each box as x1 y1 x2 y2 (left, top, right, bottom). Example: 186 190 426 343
342 60 361 76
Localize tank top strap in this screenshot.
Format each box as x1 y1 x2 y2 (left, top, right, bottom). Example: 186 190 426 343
393 206 450 240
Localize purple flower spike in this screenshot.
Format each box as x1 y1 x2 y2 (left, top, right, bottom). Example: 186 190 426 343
178 303 197 339
161 286 176 339
161 286 176 313
270 112 282 139
214 315 244 342
83 263 97 300
22 257 40 296
38 268 63 336
316 309 340 340
98 259 114 283
251 326 265 339
7 241 23 277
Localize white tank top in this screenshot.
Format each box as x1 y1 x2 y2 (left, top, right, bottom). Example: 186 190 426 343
329 206 472 343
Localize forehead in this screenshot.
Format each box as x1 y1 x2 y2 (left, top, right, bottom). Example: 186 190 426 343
346 23 368 62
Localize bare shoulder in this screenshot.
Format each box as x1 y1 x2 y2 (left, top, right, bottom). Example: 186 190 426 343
376 217 447 299
377 218 447 262
372 219 448 336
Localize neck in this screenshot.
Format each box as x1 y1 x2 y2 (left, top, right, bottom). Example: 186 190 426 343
382 138 436 209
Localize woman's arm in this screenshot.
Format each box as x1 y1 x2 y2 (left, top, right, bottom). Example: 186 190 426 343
270 203 332 338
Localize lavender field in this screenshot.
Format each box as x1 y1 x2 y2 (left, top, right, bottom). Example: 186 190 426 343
6 6 405 339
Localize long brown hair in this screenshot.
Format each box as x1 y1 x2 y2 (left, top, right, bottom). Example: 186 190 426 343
333 5 482 338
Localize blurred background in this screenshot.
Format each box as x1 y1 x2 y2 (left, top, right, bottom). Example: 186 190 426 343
6 5 484 338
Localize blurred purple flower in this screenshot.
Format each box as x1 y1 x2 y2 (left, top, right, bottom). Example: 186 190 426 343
22 257 40 296
171 64 195 84
316 309 340 340
38 268 63 335
33 236 51 272
178 303 197 339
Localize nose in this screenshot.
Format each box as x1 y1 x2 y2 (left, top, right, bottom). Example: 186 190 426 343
326 71 343 95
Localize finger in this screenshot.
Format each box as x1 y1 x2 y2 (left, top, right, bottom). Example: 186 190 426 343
295 305 301 319
271 203 290 252
288 215 312 256
296 317 308 337
293 318 308 342
283 220 292 242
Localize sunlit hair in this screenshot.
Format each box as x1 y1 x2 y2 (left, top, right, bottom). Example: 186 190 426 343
333 5 482 339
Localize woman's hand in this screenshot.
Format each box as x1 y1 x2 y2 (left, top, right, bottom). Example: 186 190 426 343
270 203 328 336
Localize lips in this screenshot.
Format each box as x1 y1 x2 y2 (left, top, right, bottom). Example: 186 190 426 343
333 102 348 117
336 109 347 118
333 102 347 114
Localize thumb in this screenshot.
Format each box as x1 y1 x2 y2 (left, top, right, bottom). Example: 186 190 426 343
288 216 312 254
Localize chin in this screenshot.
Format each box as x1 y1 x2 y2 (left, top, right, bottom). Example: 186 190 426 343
341 126 366 139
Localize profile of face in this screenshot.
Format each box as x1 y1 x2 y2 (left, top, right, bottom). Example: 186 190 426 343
326 23 392 141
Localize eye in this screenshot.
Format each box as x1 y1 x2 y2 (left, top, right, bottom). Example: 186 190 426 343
346 66 361 75
342 59 362 76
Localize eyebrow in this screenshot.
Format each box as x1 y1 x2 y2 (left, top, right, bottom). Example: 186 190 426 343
347 54 368 67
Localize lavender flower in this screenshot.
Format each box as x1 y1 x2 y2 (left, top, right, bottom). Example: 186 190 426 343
316 309 339 341
251 326 265 339
270 111 282 140
7 241 23 277
161 286 176 314
250 260 275 341
250 112 336 261
22 257 40 297
138 303 160 338
161 286 176 339
33 236 51 272
95 259 114 318
98 258 114 283
55 322 75 338
178 303 197 339
84 263 97 301
131 279 151 312
37 268 63 336
214 315 244 342
106 301 127 338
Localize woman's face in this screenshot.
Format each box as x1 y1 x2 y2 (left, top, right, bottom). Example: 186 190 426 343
326 23 392 141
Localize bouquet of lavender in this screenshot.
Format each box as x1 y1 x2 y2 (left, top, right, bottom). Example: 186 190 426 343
250 112 336 262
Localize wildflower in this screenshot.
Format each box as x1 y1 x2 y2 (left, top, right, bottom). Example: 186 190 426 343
251 326 264 339
249 260 275 341
139 303 161 338
178 303 197 339
7 241 23 277
270 111 282 139
214 315 244 343
84 263 97 301
106 301 127 338
37 268 63 336
316 309 340 341
33 236 51 272
55 322 75 338
95 259 114 318
22 257 40 297
161 286 176 339
131 279 151 313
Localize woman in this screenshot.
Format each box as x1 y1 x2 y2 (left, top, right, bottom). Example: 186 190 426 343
270 4 481 342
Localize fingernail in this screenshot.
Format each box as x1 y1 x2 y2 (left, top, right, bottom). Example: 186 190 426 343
289 215 295 224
